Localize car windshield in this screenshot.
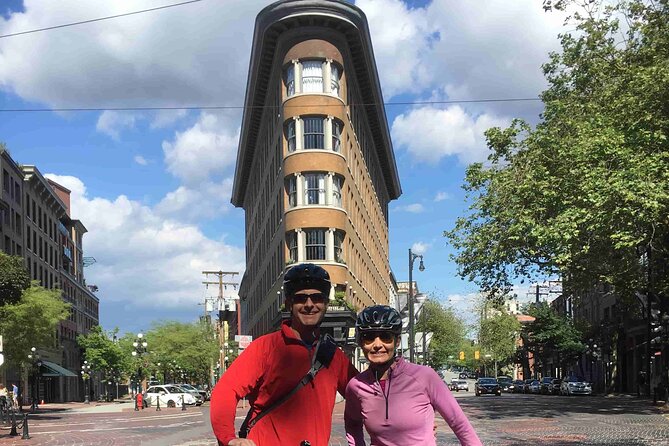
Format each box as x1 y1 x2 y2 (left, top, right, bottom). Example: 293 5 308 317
566 376 586 382
498 378 512 383
456 380 467 384
164 386 183 393
541 377 553 383
479 378 497 384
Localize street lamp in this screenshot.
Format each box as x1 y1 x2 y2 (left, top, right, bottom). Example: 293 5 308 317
131 333 148 411
27 347 42 411
81 361 91 404
408 249 425 363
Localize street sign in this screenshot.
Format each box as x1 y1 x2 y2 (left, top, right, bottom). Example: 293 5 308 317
235 335 253 349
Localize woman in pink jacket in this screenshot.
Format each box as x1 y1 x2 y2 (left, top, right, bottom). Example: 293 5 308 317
345 305 482 446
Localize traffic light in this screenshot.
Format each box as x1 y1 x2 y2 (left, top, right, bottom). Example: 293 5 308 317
475 350 480 360
459 351 465 361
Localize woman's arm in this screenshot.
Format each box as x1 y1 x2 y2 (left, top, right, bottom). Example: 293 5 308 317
425 370 482 446
344 381 367 446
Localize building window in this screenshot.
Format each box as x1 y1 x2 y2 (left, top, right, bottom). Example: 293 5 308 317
331 64 340 97
286 120 296 152
304 173 326 205
305 229 326 260
287 231 298 262
303 117 324 149
286 176 297 208
334 230 344 262
332 175 343 207
332 119 342 153
301 60 323 93
286 64 295 96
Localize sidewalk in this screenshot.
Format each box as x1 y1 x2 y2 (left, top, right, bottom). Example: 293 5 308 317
11 399 134 415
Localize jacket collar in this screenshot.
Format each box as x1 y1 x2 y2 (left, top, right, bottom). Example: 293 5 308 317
281 320 320 347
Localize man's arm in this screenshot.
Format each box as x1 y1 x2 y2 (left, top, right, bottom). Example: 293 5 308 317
335 350 359 396
210 338 266 446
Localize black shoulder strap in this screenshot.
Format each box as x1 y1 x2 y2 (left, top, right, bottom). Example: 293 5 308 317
238 333 337 439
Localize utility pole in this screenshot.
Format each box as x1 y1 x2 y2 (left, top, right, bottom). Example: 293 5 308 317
202 271 239 380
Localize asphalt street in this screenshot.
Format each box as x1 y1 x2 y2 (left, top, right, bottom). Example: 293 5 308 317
0 389 667 445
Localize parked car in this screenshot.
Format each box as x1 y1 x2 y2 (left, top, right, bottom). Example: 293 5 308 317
145 385 198 408
512 380 525 393
497 377 514 393
540 377 556 394
475 377 502 396
173 384 204 405
522 379 534 393
528 380 541 394
458 372 469 379
449 379 469 392
560 376 592 396
550 379 562 395
194 384 210 401
467 372 478 379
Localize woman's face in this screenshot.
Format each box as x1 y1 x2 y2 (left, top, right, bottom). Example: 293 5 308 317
360 331 398 366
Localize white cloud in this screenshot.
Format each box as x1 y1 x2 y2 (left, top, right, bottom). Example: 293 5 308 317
395 203 425 213
162 111 240 184
150 109 188 129
133 155 148 166
0 0 272 108
355 0 436 98
411 242 429 255
434 191 450 202
155 178 234 222
392 105 510 164
95 111 139 140
357 0 567 118
44 173 245 309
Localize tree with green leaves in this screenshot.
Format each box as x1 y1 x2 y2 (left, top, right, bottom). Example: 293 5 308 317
140 321 220 384
445 0 669 305
77 326 133 382
416 300 468 369
0 282 70 366
479 310 522 374
522 303 584 377
0 253 30 306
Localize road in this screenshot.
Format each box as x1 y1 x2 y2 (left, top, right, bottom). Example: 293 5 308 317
1 390 668 445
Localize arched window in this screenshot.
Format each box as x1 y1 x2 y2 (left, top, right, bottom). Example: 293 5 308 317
301 61 324 93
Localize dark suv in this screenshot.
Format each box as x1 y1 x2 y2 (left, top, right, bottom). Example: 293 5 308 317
475 377 502 396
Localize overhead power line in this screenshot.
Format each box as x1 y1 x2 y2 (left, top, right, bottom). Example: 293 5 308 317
0 97 542 113
0 0 205 39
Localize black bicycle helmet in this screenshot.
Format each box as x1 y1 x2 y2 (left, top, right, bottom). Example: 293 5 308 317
355 305 403 343
283 263 331 298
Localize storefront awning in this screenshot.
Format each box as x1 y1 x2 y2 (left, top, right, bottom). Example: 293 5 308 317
40 360 78 377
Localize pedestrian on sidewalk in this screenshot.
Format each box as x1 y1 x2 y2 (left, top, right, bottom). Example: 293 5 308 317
11 383 19 408
210 263 358 446
345 305 482 446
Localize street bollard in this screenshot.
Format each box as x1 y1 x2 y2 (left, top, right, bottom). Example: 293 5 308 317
181 395 186 411
21 413 30 440
9 409 18 436
156 395 161 411
134 393 139 412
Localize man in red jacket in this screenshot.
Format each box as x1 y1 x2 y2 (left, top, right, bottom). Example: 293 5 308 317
210 263 358 446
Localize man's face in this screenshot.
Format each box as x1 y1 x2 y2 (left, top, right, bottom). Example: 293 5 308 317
288 288 328 329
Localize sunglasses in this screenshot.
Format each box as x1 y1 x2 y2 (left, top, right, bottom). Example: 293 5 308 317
360 332 396 344
291 293 328 304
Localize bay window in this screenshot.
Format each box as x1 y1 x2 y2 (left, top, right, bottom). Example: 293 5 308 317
286 176 297 207
285 228 346 264
304 173 326 205
285 173 344 209
284 59 342 98
286 120 296 152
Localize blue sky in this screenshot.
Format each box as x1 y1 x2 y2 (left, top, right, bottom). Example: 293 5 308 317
0 0 568 334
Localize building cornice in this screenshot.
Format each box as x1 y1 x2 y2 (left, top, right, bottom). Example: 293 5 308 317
232 0 401 207
21 165 68 218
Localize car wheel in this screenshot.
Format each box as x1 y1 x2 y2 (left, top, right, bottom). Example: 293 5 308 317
496 392 501 396
167 400 176 408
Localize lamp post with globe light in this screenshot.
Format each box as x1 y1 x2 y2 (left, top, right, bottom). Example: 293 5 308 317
81 361 91 404
408 249 425 363
131 333 148 411
27 347 42 411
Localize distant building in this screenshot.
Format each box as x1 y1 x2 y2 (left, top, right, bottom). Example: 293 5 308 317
232 0 401 338
0 149 99 403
